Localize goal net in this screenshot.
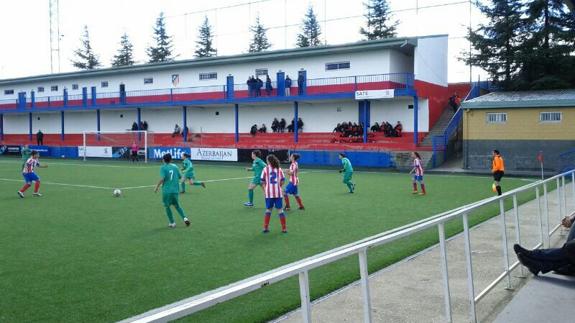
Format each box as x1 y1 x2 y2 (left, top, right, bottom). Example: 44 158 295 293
81 131 151 163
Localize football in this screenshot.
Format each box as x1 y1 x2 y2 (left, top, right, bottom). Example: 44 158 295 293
113 189 122 197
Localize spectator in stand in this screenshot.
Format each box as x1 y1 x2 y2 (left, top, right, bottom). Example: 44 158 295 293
333 123 342 133
139 121 144 130
370 122 380 132
247 76 254 97
172 124 182 138
279 118 287 133
143 121 149 131
259 124 267 133
285 76 292 96
271 118 280 133
449 93 462 112
297 72 304 95
297 118 304 133
256 77 263 97
36 130 44 146
250 124 258 136
131 122 139 131
394 121 403 137
265 75 273 96
287 119 295 132
182 125 189 141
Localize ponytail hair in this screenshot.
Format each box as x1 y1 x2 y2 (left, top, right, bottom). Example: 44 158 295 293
266 154 280 169
413 151 421 159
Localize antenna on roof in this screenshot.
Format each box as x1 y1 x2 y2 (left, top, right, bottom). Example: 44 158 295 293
49 0 61 73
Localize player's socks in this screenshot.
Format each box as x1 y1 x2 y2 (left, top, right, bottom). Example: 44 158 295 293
165 207 175 224
421 184 426 194
193 182 204 186
279 212 287 232
347 183 354 193
248 189 254 204
180 182 186 193
175 205 186 220
295 196 304 209
263 212 271 231
496 185 502 196
20 183 31 193
284 196 291 209
33 181 40 193
412 183 418 192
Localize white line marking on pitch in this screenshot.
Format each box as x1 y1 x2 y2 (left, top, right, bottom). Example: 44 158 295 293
0 178 113 190
119 176 255 190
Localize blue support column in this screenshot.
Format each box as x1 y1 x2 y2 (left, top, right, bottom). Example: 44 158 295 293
294 101 299 143
363 100 370 143
82 87 88 107
297 70 307 95
28 112 33 141
226 75 234 99
234 104 239 143
18 92 26 110
63 89 69 107
276 71 285 97
0 114 3 140
182 106 188 142
413 95 419 145
31 91 35 108
119 84 126 105
137 108 141 128
61 111 65 141
91 86 97 106
96 109 101 141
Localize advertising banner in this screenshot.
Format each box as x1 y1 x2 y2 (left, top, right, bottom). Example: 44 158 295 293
190 148 238 162
149 147 190 160
78 146 113 158
0 145 21 155
355 89 395 100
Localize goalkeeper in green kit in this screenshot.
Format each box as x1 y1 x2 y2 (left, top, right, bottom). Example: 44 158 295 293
180 153 206 193
154 153 190 228
338 153 356 193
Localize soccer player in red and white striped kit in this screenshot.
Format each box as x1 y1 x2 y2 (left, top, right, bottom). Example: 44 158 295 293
284 153 305 211
260 154 287 233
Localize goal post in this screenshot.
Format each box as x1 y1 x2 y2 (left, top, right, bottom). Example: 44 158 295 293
81 130 150 163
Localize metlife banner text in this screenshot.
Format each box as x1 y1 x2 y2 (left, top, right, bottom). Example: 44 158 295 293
148 147 238 162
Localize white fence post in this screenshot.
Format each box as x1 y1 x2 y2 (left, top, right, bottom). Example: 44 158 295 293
463 213 477 323
438 223 453 323
557 177 564 221
512 194 525 277
499 199 512 289
536 186 544 248
299 271 312 323
358 249 372 323
544 182 551 247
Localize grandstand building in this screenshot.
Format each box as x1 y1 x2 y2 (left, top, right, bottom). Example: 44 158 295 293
462 89 575 172
0 35 455 167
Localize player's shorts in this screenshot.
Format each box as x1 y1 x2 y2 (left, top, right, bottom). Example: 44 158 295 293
285 182 298 195
251 176 262 185
265 197 283 209
493 171 504 182
413 175 424 182
342 172 353 184
184 173 195 180
23 172 40 183
162 193 181 207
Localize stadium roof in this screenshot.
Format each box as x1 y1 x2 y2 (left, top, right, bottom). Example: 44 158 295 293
0 35 446 85
462 89 575 109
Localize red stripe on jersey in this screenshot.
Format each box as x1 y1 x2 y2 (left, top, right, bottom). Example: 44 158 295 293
261 166 284 198
289 162 299 185
414 158 424 176
23 158 38 174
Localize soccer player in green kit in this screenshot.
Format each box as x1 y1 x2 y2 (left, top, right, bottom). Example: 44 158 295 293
244 150 266 207
338 153 356 193
21 145 31 168
180 153 206 193
154 153 190 228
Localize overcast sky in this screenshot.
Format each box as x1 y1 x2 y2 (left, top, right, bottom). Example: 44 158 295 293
0 0 487 82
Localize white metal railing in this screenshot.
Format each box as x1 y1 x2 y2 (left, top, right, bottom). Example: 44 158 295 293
121 170 575 323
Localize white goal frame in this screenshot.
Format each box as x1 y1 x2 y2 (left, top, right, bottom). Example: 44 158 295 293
81 130 148 163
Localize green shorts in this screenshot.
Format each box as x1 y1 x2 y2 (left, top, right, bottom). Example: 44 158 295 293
251 176 262 185
184 173 195 180
162 193 181 208
343 172 353 184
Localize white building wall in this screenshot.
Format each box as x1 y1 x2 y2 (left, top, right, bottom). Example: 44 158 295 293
414 35 448 86
100 109 137 132
370 98 429 132
4 114 29 134
32 112 60 133
141 108 181 133
187 106 235 133
64 111 97 133
388 51 414 75
235 104 293 133
298 102 358 132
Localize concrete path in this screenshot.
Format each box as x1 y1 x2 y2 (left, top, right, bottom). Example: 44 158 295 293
273 182 574 323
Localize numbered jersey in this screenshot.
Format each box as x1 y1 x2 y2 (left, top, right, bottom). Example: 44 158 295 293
261 166 285 198
160 163 181 194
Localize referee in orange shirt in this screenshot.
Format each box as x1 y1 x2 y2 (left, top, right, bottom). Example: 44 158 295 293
492 150 505 196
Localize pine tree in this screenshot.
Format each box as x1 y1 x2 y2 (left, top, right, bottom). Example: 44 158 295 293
71 25 101 70
248 16 272 53
360 0 399 40
146 12 174 63
296 6 322 47
464 0 525 90
111 33 135 67
195 16 217 58
518 0 575 89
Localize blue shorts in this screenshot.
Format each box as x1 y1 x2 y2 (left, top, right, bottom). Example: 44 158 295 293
23 172 40 183
413 175 423 182
265 197 283 209
285 183 298 195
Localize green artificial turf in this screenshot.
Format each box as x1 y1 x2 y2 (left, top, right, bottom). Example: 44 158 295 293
0 157 536 322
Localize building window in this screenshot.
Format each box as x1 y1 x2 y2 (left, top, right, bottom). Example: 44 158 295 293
540 112 562 123
144 78 154 84
101 81 109 88
325 61 351 71
51 85 59 92
4 89 14 95
72 84 79 90
486 112 507 124
255 68 268 77
38 87 45 93
199 72 217 80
